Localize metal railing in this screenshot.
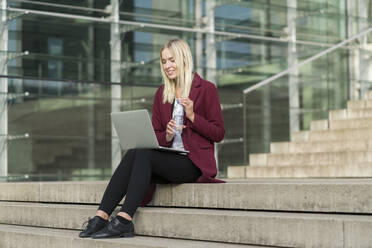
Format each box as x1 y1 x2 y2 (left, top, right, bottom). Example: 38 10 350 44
242 26 372 163
6 6 342 49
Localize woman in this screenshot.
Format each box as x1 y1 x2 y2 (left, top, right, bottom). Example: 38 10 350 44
79 38 225 239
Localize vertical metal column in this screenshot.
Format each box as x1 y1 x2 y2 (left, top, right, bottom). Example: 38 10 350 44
243 94 247 163
205 0 216 84
358 0 371 99
0 0 8 177
110 0 122 171
347 0 360 100
287 0 299 133
87 0 95 170
205 0 219 168
195 0 203 76
260 10 271 152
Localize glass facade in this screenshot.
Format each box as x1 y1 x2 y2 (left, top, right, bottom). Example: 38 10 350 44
1 0 372 181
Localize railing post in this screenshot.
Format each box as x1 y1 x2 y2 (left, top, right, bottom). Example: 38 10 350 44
346 0 365 101
357 0 371 99
259 9 272 152
87 0 96 170
205 0 216 84
205 0 219 169
110 0 122 172
287 0 299 133
195 0 203 76
0 0 8 177
243 94 247 164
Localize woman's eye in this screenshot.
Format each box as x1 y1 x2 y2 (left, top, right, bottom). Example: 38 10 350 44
170 59 175 62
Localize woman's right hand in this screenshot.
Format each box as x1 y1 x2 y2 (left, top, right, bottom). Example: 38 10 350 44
166 119 176 142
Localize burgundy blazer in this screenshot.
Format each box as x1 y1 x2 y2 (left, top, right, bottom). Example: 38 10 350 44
151 72 225 183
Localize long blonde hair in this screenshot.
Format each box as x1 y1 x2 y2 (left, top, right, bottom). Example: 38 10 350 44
160 38 194 104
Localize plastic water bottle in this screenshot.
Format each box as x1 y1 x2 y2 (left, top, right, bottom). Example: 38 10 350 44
174 115 183 134
173 99 184 134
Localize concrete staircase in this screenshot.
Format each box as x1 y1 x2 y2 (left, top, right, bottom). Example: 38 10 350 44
1 180 372 247
228 90 372 178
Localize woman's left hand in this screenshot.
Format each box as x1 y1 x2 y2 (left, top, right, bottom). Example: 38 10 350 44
180 97 195 123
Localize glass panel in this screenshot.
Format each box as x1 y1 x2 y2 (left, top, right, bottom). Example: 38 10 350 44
217 88 244 176
2 76 159 181
5 10 201 84
214 0 350 44
241 31 372 164
243 78 290 160
8 0 196 28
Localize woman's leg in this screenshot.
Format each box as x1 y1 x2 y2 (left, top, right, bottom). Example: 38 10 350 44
79 149 139 238
120 149 201 218
89 149 201 239
97 149 137 218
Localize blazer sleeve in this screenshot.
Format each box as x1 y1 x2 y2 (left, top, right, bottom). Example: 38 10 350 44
189 84 225 143
152 87 172 147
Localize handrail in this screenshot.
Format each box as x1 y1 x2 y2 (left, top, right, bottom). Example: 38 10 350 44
243 26 372 94
0 74 161 87
8 7 342 49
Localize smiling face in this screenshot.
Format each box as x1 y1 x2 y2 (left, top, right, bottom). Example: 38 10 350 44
161 48 178 80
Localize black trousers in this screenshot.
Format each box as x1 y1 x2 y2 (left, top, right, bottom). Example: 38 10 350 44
98 148 201 217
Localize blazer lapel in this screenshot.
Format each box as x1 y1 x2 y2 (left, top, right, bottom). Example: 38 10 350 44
189 72 202 101
164 101 172 120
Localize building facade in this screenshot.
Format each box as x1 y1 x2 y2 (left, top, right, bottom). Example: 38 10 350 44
1 0 372 181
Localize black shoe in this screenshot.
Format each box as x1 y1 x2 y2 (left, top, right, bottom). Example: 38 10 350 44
79 216 108 238
91 217 135 239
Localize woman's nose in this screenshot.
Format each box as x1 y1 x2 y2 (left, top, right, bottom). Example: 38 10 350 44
165 60 174 68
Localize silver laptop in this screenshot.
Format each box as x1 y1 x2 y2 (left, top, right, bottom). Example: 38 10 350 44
111 109 189 154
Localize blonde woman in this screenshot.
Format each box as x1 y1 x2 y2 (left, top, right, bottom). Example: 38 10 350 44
79 38 225 239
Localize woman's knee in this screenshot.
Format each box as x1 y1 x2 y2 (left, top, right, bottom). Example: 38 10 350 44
135 148 154 156
126 148 138 155
126 148 153 156
116 149 138 170
133 149 155 165
122 149 155 168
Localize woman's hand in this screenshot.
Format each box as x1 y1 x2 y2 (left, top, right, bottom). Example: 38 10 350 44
180 98 195 123
165 119 187 142
166 119 176 142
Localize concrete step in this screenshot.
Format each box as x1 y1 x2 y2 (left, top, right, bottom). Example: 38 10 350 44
0 202 371 247
232 163 372 178
270 139 372 154
291 128 372 142
330 117 372 130
329 107 372 121
347 99 372 109
227 166 246 179
348 108 372 118
310 119 328 131
329 109 347 120
365 90 372 100
0 224 254 248
310 116 372 132
249 151 372 166
4 180 372 213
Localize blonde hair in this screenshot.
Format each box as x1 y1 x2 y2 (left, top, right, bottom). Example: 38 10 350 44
160 38 194 104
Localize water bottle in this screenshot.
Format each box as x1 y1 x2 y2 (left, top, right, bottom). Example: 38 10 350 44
173 99 184 134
